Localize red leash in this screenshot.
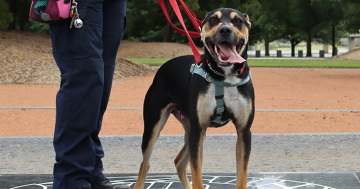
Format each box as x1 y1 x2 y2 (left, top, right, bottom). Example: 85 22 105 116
158 0 202 64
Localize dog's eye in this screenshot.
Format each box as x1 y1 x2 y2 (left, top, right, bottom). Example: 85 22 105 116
210 18 216 22
235 19 242 24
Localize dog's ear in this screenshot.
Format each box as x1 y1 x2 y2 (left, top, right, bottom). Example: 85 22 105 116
243 13 251 28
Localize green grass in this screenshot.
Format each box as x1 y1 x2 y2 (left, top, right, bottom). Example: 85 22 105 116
126 58 360 68
126 58 171 66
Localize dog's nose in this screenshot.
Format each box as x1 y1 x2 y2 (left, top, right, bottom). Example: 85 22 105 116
219 25 233 36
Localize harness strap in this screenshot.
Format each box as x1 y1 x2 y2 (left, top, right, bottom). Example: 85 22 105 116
190 64 252 87
190 64 252 124
214 84 225 123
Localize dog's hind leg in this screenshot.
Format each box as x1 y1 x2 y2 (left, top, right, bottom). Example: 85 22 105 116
235 129 251 189
172 111 192 189
133 103 175 189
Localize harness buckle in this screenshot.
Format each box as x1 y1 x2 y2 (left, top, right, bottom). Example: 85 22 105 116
204 73 211 83
216 107 225 113
190 64 196 73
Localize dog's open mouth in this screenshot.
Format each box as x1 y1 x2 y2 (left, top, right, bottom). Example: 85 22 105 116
208 42 246 66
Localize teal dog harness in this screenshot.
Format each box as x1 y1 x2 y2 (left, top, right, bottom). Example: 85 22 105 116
190 64 252 124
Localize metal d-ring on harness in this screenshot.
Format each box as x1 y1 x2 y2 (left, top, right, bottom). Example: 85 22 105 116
190 63 252 124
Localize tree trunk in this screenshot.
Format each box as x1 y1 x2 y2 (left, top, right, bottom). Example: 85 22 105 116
332 24 336 57
8 0 17 30
19 23 25 31
291 40 296 57
264 39 270 56
305 29 312 57
162 6 174 42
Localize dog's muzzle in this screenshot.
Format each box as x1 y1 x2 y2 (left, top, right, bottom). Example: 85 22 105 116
208 41 246 66
206 25 246 66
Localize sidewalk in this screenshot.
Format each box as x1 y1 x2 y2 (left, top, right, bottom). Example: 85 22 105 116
1 133 360 174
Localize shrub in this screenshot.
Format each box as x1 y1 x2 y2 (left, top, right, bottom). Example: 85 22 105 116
0 0 14 30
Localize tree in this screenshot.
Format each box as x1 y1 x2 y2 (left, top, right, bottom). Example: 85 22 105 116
0 0 13 29
312 21 347 56
162 1 175 42
250 0 295 56
126 0 167 42
16 0 31 30
315 0 345 57
290 0 316 57
7 0 16 29
290 0 345 57
127 0 201 43
343 0 360 34
285 30 305 57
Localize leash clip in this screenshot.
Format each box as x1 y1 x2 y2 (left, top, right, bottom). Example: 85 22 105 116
198 27 203 42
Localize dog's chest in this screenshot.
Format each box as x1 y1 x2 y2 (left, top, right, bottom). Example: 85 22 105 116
197 83 249 125
223 86 248 115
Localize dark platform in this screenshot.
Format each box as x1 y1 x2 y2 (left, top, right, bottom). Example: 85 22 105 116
1 172 359 189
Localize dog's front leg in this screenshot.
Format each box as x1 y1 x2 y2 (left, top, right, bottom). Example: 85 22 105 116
187 78 214 189
188 125 206 189
235 129 251 189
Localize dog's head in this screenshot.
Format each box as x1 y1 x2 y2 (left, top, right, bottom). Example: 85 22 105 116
201 8 251 74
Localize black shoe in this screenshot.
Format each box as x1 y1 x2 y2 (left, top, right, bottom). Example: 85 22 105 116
92 179 130 189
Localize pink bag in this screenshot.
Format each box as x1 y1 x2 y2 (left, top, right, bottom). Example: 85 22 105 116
29 0 74 23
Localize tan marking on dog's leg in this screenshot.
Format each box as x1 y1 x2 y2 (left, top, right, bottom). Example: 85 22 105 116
174 134 192 189
187 85 214 188
133 104 175 189
232 99 252 189
133 161 149 189
189 133 206 189
196 84 216 127
235 99 253 130
172 112 192 189
235 133 249 189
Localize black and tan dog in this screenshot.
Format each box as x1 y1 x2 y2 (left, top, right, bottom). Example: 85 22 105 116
134 8 254 189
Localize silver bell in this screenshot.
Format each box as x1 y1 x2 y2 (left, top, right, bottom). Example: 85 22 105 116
74 18 83 28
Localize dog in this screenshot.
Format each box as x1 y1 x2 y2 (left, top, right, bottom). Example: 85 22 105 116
133 8 254 189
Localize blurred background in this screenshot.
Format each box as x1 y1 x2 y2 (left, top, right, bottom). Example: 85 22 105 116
1 0 360 57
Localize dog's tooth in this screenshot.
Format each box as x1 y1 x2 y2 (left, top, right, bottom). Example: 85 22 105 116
218 54 224 62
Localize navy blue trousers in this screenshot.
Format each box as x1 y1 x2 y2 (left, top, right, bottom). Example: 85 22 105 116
49 0 126 188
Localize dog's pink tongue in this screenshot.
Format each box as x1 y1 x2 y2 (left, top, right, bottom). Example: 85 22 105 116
217 43 246 63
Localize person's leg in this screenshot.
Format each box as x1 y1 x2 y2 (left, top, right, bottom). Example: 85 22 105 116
91 0 127 185
50 0 105 188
